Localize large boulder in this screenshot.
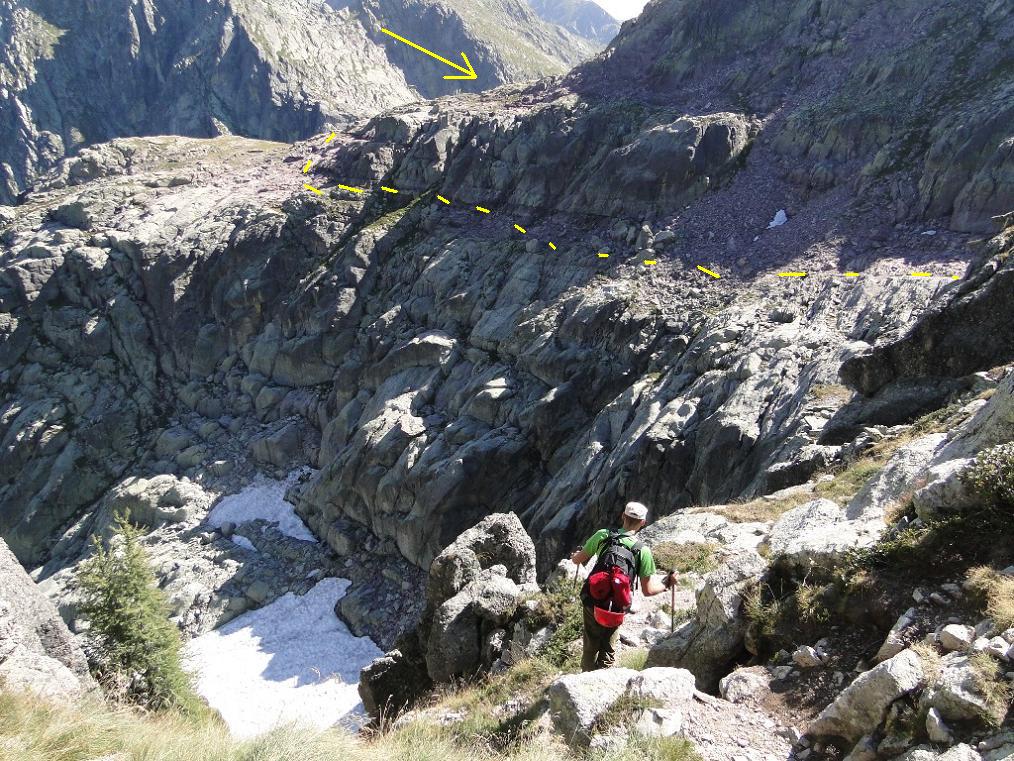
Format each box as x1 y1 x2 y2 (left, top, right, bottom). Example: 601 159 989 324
911 458 977 521
645 550 767 690
0 538 95 699
548 667 695 746
426 512 536 608
767 499 875 574
809 648 926 742
719 665 773 705
424 567 524 682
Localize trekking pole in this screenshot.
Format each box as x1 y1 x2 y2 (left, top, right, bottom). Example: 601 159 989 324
573 555 581 592
669 570 676 634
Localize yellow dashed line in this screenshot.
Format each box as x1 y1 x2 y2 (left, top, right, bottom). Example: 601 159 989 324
644 260 657 266
697 265 721 279
324 132 336 144
778 272 808 278
302 160 313 174
303 184 323 195
548 242 557 251
338 184 365 194
951 275 960 280
844 272 860 277
381 186 399 194
911 272 932 277
476 206 491 214
437 195 451 205
598 253 610 259
514 224 527 234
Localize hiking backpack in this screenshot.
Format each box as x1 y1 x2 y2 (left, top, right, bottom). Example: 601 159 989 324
581 531 643 627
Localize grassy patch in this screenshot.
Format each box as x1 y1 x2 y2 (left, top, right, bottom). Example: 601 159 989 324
969 652 1014 726
592 693 664 734
529 582 583 671
589 736 702 761
965 566 1014 630
814 458 883 503
705 491 814 523
651 542 719 576
810 384 852 404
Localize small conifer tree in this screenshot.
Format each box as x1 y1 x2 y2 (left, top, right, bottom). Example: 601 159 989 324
77 513 201 714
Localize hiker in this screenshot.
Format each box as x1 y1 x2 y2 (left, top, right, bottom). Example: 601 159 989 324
570 501 675 672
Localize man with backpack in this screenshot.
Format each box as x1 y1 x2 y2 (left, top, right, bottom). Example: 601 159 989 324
570 501 675 671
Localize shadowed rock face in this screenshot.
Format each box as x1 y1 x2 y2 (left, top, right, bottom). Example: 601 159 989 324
0 0 1012 580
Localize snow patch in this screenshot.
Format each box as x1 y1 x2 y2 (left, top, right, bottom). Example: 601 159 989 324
183 578 382 739
231 535 257 552
208 470 316 542
767 209 788 228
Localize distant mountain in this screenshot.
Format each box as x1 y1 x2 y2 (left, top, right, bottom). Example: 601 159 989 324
0 0 598 205
349 0 599 98
527 0 620 44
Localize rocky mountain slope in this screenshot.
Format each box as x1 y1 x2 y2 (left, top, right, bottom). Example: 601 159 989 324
0 0 597 207
0 0 1012 753
526 0 620 44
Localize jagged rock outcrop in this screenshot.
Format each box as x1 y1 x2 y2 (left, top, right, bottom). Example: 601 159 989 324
358 512 538 715
0 537 94 699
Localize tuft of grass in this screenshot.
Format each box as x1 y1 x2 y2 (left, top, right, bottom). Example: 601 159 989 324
911 642 943 683
795 582 831 626
969 652 1014 726
965 566 1014 630
651 542 719 576
617 649 649 671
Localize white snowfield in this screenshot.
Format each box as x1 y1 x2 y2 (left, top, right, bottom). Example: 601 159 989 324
183 577 383 739
189 472 382 738
206 470 316 542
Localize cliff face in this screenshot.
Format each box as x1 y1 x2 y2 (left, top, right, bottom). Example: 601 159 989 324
0 0 599 205
0 0 1012 593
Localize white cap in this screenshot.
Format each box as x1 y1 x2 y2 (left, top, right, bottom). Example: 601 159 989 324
624 501 648 521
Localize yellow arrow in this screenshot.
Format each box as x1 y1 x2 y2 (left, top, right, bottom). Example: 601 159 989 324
380 28 477 80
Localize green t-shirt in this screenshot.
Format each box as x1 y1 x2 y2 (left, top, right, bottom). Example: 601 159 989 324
583 529 656 579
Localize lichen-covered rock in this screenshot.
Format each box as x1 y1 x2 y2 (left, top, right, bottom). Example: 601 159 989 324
0 538 95 699
921 653 1002 725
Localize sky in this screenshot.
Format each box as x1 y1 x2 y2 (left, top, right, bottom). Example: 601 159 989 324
591 0 650 21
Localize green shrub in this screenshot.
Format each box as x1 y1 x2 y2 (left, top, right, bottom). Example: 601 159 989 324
962 443 1014 508
77 514 202 715
617 648 649 671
